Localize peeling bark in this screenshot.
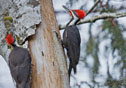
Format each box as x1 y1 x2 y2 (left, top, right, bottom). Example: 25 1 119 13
28 0 70 88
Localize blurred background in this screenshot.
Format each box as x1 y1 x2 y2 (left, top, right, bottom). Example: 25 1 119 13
52 0 126 88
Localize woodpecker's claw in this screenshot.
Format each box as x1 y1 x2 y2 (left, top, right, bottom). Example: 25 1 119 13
54 31 64 48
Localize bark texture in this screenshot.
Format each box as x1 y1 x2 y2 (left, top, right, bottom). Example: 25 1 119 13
0 0 41 61
28 0 70 88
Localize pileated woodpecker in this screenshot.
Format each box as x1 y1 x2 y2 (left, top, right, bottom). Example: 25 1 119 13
63 25 81 77
6 34 31 88
62 6 86 77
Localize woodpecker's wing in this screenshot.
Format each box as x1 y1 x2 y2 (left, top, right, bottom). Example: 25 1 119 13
9 47 31 88
63 25 81 74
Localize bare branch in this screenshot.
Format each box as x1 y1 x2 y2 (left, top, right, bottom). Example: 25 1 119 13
59 12 126 30
86 0 101 16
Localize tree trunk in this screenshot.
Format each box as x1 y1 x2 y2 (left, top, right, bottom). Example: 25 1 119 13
28 0 70 88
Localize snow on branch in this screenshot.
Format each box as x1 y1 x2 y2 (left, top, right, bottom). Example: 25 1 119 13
59 12 126 30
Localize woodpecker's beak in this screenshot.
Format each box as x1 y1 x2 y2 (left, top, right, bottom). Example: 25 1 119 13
62 5 70 12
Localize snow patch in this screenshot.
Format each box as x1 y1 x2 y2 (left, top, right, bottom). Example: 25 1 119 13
0 55 15 88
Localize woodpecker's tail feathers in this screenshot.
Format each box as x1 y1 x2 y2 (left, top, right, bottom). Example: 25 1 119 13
68 64 72 78
16 81 30 88
62 5 70 12
68 64 72 81
73 67 77 74
25 81 30 88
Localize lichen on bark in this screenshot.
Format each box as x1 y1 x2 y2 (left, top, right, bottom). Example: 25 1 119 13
0 0 41 61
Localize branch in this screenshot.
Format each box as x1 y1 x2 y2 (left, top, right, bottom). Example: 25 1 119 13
59 12 126 30
86 0 101 15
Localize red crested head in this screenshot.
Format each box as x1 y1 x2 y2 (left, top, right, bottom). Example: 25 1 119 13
69 10 86 19
6 34 15 45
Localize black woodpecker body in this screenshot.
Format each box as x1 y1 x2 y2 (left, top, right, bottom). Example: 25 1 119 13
6 34 31 88
62 5 86 78
63 25 81 77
